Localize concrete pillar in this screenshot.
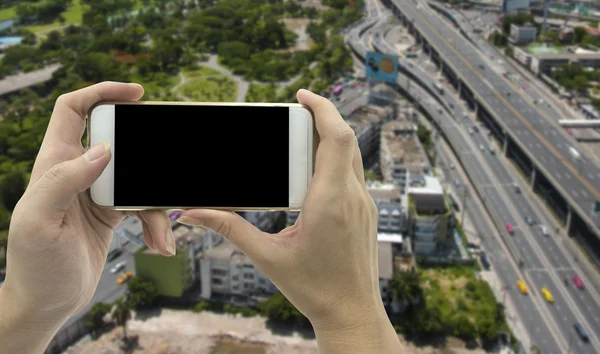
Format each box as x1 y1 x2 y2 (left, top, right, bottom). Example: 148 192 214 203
530 167 536 186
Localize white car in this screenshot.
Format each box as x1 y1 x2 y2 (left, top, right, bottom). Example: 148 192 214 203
110 261 126 274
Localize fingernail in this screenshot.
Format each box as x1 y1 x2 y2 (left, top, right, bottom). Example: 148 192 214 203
177 216 203 226
129 83 143 89
85 142 110 162
165 229 176 256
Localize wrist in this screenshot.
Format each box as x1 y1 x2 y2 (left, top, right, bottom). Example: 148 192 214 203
0 281 67 334
312 300 401 354
311 296 401 353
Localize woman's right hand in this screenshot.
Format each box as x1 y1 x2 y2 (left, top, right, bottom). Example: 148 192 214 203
178 90 401 353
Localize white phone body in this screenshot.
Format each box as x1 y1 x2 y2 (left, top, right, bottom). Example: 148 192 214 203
88 102 315 211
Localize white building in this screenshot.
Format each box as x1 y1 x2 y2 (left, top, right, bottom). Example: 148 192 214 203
200 240 277 303
510 23 537 44
408 175 454 255
380 120 431 194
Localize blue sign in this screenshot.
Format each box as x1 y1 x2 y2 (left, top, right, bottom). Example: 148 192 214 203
365 52 398 84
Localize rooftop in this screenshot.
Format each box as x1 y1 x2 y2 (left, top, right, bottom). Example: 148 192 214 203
408 175 443 195
0 64 62 97
143 224 208 255
367 182 402 201
378 242 393 280
202 239 249 263
381 120 429 167
346 105 391 135
378 233 403 244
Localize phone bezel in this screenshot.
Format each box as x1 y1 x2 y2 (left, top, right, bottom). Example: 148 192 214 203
87 101 315 211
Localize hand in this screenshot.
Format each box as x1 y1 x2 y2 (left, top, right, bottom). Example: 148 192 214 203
0 82 174 353
178 90 401 353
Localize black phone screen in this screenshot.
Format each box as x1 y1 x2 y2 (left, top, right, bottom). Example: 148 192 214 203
114 104 289 207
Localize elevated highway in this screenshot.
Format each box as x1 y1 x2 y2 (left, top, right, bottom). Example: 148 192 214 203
384 0 600 266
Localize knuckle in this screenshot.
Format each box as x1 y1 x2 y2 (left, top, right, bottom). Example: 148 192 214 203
44 163 68 184
333 125 356 146
55 93 70 107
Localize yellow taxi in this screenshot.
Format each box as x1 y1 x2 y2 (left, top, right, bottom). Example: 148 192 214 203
516 280 528 295
541 287 554 303
116 271 133 285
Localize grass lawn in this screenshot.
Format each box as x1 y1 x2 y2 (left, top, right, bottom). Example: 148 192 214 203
176 66 237 102
419 266 495 324
0 6 16 22
24 0 86 36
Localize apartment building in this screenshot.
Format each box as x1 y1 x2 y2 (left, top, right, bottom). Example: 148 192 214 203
367 182 415 311
134 224 207 297
509 23 537 44
407 175 455 255
530 53 600 76
380 120 431 194
199 240 277 304
347 105 394 166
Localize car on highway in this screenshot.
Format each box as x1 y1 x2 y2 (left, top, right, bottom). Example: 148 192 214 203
487 146 495 155
574 323 589 342
107 249 122 262
516 280 528 295
479 144 485 151
541 287 554 303
505 223 514 235
116 271 133 285
540 225 549 236
472 125 479 133
572 275 584 289
479 251 490 270
455 179 461 187
110 261 126 274
524 216 534 226
512 182 520 193
468 128 474 135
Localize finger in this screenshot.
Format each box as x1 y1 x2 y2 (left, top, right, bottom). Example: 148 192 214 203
29 142 111 213
48 81 144 147
138 215 155 249
31 82 144 184
139 210 174 256
296 89 355 182
177 210 270 263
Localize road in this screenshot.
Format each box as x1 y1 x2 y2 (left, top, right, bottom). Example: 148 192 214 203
347 3 600 352
382 11 600 352
389 0 600 237
346 11 555 354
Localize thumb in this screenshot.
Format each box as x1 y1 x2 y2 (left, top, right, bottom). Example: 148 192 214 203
178 210 270 260
33 142 111 212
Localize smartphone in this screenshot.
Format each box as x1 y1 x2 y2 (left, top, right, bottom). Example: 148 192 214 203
88 102 315 211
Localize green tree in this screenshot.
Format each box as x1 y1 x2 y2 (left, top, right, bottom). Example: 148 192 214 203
126 277 159 309
417 124 431 149
73 52 127 83
390 270 421 306
86 302 112 336
574 26 586 43
0 169 27 211
112 297 132 340
259 291 309 327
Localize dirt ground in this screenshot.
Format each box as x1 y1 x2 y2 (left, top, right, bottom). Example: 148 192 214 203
65 309 486 354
